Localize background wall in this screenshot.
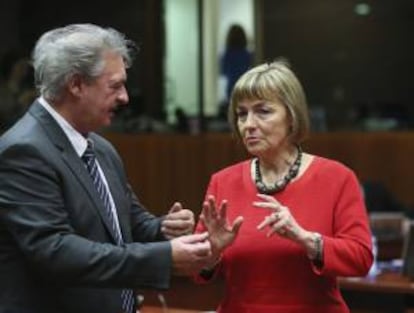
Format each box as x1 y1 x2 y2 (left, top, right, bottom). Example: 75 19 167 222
260 0 414 131
0 0 20 57
105 132 414 217
0 0 165 121
164 0 200 123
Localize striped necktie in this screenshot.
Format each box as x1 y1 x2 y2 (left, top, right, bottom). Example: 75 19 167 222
82 140 135 313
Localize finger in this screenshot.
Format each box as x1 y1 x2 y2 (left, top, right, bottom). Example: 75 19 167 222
206 195 216 208
204 195 217 217
257 218 270 230
202 200 213 222
231 216 244 234
169 219 194 231
207 196 218 218
253 201 281 211
256 193 280 203
219 200 228 221
192 240 212 257
163 219 193 230
181 232 209 243
168 209 194 221
162 227 189 238
267 227 284 237
181 211 194 223
257 214 277 230
267 222 287 237
168 202 183 214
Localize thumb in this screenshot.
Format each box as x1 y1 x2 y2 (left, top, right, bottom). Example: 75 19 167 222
169 202 182 214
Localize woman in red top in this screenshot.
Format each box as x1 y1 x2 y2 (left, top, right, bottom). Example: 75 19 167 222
195 60 373 313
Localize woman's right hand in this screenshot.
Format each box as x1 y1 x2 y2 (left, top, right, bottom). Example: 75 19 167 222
200 195 244 258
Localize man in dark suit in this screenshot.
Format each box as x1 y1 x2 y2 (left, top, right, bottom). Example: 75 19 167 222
0 24 212 313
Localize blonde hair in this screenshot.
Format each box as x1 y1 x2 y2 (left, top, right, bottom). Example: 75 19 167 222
228 59 310 144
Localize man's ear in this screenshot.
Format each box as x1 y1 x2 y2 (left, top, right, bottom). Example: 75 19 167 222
67 74 84 97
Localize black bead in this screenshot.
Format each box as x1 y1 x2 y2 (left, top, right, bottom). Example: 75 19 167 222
254 145 302 194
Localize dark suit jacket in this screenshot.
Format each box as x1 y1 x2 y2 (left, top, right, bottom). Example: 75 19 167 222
0 101 172 313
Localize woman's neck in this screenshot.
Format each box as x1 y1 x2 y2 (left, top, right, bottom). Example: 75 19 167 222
258 145 297 181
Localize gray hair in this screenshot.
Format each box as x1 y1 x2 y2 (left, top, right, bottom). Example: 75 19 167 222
32 23 136 100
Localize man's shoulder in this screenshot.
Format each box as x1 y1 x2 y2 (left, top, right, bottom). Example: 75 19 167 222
0 113 42 150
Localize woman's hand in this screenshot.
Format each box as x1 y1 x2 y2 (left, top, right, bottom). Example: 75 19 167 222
255 194 305 241
200 195 243 257
255 194 323 261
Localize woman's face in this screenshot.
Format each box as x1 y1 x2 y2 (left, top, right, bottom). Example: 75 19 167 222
236 98 291 158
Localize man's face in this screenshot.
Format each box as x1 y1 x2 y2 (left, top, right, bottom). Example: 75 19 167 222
75 51 128 132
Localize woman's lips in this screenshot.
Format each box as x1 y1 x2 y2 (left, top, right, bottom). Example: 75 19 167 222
245 137 260 145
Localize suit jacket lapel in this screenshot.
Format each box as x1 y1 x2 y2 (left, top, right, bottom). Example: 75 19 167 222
28 101 119 243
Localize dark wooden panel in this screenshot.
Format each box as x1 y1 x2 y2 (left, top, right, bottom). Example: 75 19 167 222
104 132 414 217
259 0 414 130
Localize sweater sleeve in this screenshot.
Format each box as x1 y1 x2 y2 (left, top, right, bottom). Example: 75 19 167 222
319 169 373 277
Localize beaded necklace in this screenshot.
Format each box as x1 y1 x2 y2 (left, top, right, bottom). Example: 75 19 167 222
254 145 302 194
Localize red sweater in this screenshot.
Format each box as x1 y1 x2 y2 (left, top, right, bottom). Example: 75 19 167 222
195 156 373 313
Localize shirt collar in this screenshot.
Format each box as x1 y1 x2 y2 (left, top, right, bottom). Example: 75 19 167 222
38 96 88 157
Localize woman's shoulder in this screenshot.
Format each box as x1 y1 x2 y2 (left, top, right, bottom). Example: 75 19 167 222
308 154 356 177
211 159 250 179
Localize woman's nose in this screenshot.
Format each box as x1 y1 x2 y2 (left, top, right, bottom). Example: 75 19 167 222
244 112 257 127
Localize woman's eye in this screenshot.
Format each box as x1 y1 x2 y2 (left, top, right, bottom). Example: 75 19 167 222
236 111 247 118
257 108 271 115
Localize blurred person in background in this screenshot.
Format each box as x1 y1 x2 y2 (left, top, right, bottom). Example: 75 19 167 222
219 24 253 119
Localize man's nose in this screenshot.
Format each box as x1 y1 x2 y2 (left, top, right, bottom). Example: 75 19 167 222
118 86 129 105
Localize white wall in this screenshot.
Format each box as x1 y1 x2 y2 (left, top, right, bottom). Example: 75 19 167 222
164 0 200 123
164 0 254 121
202 0 219 117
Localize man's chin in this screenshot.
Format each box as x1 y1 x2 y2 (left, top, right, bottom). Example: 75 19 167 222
104 115 114 125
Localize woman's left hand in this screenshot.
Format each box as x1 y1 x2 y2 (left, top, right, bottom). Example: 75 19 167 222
255 194 304 240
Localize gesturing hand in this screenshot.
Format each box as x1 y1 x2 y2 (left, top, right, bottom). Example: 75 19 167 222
162 202 195 239
200 195 243 257
255 194 305 241
171 232 212 275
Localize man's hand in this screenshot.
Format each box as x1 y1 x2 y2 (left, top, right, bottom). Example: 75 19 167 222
170 232 212 275
162 202 195 239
